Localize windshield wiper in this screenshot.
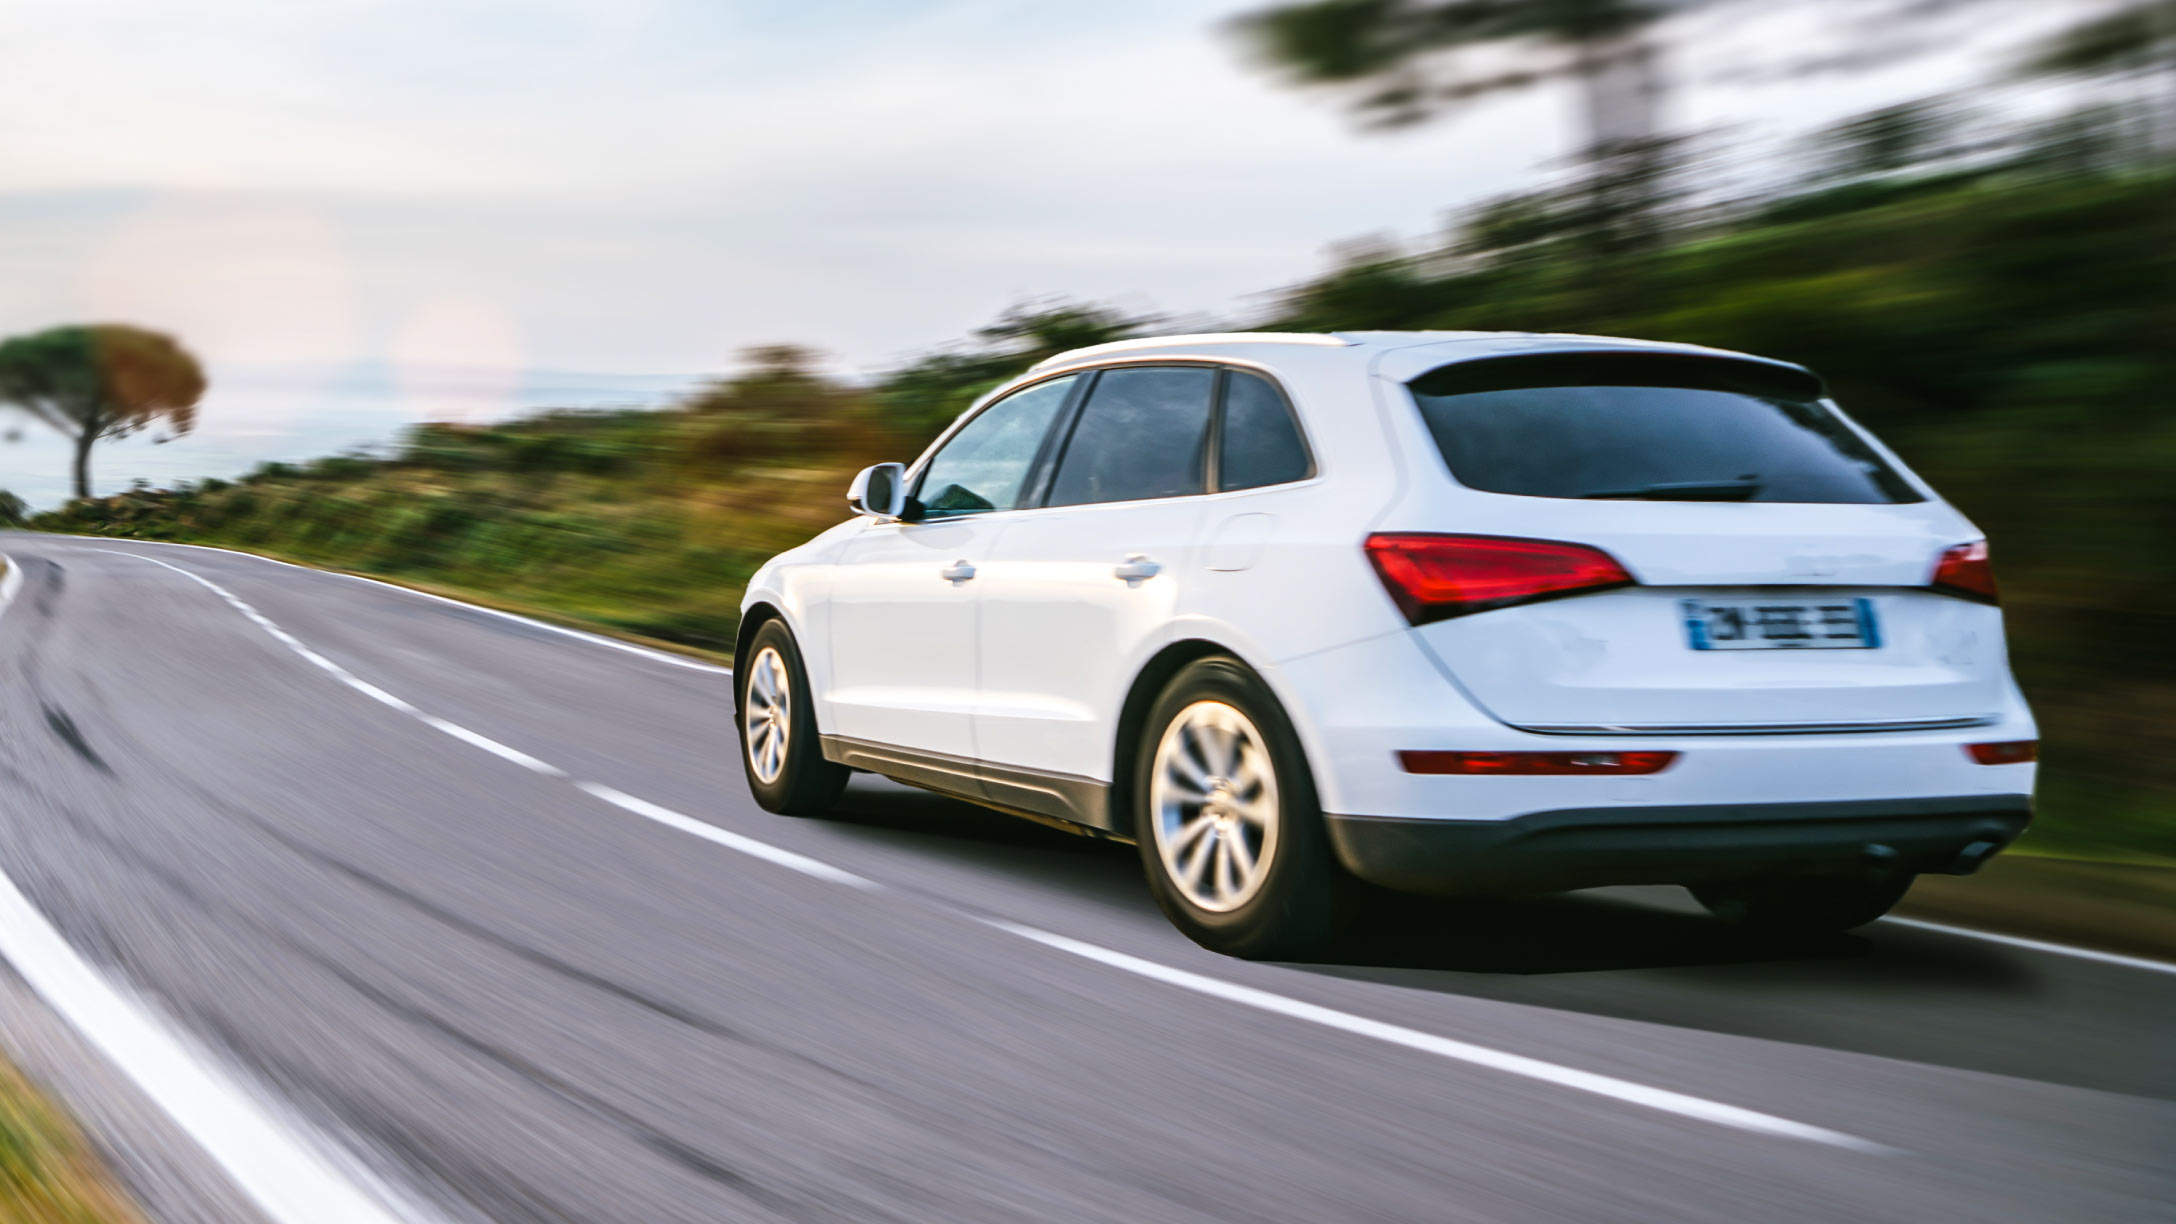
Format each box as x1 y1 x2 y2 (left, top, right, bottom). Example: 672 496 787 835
1579 476 1763 501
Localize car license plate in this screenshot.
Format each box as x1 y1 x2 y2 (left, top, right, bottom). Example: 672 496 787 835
1681 597 1878 650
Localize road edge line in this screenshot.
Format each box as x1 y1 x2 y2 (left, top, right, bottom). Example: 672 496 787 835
1880 916 2176 976
0 553 436 1224
48 533 730 674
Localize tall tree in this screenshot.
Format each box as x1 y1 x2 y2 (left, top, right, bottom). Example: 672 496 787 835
1807 99 1963 182
1230 0 1709 252
0 325 206 500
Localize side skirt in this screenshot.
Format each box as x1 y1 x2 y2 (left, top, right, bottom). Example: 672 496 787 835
820 735 1128 843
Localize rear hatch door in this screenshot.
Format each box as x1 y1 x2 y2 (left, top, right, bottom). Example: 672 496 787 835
1386 348 2005 732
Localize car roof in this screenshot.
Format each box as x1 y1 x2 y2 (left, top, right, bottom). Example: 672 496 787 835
1029 330 1812 384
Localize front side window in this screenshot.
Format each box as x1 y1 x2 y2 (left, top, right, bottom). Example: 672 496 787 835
1046 366 1215 507
1217 370 1311 491
1409 354 1920 504
914 374 1077 518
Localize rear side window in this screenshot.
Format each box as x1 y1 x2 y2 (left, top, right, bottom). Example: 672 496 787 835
1046 366 1215 507
1408 354 1920 504
1218 370 1311 491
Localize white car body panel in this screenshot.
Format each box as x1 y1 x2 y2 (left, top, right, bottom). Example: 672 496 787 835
822 516 997 759
974 497 1212 780
740 330 2036 891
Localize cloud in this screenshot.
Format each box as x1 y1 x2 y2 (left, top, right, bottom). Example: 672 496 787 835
0 0 2078 381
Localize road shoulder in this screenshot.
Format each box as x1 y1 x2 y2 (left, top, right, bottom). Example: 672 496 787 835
0 963 272 1224
1900 854 2176 965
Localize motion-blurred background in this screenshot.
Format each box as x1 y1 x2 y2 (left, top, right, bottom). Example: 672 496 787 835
3 0 2169 870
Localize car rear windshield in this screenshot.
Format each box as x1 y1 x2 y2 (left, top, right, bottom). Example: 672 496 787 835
1407 354 1922 504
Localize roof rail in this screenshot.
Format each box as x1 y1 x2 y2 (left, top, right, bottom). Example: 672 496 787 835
1031 332 1350 370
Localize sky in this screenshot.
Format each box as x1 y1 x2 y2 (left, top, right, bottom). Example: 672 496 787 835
0 0 2098 507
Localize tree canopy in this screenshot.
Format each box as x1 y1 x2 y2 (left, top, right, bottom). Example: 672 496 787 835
0 324 206 500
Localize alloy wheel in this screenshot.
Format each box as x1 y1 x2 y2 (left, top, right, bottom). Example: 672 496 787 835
1149 700 1281 913
744 645 791 785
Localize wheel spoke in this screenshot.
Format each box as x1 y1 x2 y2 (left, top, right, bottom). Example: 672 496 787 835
1181 724 1219 780
1161 776 1208 805
1231 790 1273 827
1226 824 1258 879
1169 814 1214 855
1231 741 1267 796
1206 724 1240 776
1167 748 1211 791
1212 835 1238 900
1180 825 1217 889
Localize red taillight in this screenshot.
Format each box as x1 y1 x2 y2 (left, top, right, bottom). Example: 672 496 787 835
1932 540 1998 603
1966 740 2036 765
1363 533 1634 624
1398 750 1679 776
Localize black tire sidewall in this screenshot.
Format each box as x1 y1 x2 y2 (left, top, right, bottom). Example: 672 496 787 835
738 620 846 814
1134 657 1338 958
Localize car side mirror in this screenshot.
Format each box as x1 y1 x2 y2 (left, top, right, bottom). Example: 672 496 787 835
848 462 907 520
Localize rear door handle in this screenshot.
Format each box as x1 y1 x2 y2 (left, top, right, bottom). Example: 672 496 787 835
1113 555 1161 583
941 560 977 583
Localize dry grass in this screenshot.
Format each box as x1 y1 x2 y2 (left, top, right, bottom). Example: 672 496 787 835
0 1058 143 1223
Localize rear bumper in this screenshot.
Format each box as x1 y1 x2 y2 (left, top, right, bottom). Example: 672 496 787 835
1324 795 2031 895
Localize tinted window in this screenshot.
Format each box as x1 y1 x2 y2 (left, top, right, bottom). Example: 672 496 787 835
1408 355 1919 505
1218 370 1310 491
1046 367 1214 507
915 375 1075 518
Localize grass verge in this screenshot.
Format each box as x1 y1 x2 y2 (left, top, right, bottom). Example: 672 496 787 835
0 1057 144 1223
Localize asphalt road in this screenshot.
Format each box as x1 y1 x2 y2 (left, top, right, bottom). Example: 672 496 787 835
1 532 2171 1223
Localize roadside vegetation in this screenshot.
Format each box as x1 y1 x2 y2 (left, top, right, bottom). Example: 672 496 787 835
0 1055 143 1223
33 347 908 653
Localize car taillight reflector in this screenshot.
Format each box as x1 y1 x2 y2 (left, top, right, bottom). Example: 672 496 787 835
1965 740 2036 765
1398 750 1679 776
1932 540 1999 603
1363 533 1634 624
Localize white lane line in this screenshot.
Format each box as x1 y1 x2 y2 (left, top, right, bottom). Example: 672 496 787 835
67 534 728 674
574 782 875 889
423 717 567 777
90 546 1894 1152
0 553 427 1224
1882 917 2176 976
103 550 542 763
986 919 1892 1154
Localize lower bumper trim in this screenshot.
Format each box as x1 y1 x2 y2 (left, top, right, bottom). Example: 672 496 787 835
1325 795 2033 894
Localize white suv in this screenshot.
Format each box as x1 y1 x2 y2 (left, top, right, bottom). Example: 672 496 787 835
735 332 2036 957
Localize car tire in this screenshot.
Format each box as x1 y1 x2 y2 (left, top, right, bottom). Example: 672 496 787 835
1690 874 1912 937
738 619 848 815
1134 657 1342 959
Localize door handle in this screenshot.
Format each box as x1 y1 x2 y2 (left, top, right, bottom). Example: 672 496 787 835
1113 555 1161 583
940 560 977 583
